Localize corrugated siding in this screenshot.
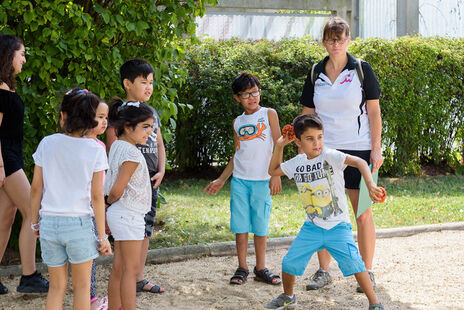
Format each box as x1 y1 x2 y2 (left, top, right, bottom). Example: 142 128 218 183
360 0 397 38
195 13 329 40
195 0 464 40
419 0 464 37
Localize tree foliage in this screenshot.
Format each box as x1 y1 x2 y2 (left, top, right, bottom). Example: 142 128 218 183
1 0 216 176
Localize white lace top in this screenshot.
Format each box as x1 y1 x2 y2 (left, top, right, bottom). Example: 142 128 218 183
104 140 151 214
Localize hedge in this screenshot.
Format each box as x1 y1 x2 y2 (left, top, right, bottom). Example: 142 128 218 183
170 37 464 176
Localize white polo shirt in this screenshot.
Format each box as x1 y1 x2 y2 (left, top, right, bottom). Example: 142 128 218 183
300 53 381 150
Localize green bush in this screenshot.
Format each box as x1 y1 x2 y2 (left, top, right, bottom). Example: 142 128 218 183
170 37 464 176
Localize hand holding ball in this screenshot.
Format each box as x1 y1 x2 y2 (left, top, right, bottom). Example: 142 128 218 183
282 124 295 140
376 187 387 203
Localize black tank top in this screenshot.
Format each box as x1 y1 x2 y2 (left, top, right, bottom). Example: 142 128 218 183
0 89 24 141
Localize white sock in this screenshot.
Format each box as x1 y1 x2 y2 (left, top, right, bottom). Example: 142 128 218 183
286 294 294 299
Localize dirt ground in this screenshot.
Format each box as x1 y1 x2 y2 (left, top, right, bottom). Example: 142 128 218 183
0 230 463 310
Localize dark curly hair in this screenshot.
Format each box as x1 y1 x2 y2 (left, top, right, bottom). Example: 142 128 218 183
108 97 154 137
0 34 24 90
60 89 101 136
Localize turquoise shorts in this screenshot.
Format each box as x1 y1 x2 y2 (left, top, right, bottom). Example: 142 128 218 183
230 177 272 236
282 222 366 277
39 216 99 267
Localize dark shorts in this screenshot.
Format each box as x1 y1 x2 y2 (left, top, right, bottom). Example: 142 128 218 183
338 150 371 190
144 180 159 238
1 139 24 177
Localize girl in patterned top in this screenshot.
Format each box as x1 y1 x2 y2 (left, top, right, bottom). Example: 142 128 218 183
104 99 154 310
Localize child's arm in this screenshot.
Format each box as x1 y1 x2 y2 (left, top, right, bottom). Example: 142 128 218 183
268 108 282 195
203 157 233 196
106 127 117 154
30 165 43 237
107 161 139 203
151 130 165 189
91 170 112 256
269 135 293 177
344 155 383 202
203 119 237 196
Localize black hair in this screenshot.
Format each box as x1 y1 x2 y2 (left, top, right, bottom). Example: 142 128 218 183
231 72 261 94
108 97 154 137
292 114 324 139
0 34 24 90
120 58 154 90
59 89 101 135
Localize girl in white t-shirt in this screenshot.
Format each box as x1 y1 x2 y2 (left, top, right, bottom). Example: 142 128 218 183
30 89 112 310
104 100 154 310
85 99 109 310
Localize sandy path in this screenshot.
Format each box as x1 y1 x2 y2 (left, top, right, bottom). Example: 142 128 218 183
0 230 462 310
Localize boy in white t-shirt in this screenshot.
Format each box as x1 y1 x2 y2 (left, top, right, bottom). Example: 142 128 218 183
204 73 282 286
265 114 384 310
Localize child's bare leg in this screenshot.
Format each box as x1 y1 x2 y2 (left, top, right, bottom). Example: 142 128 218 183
136 237 149 282
254 235 266 270
108 242 122 310
46 264 68 310
236 233 248 269
71 260 93 310
348 189 376 270
316 249 331 270
354 271 378 304
120 240 143 310
282 272 296 296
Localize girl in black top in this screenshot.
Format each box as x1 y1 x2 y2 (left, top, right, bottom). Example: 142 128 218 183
0 34 48 294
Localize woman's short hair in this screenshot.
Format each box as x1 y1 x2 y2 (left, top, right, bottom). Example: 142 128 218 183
322 17 350 41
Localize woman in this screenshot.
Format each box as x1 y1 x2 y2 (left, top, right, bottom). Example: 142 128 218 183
300 17 383 293
0 34 49 294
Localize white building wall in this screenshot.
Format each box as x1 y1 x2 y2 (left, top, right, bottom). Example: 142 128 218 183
196 0 464 40
360 0 396 38
195 12 329 40
419 0 464 37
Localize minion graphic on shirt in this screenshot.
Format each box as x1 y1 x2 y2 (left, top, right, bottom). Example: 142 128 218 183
297 161 343 220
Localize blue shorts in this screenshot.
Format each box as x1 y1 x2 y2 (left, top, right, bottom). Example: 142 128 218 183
230 177 272 236
39 216 99 267
282 222 365 277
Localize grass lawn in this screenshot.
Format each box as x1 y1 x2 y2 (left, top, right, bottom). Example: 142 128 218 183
150 175 464 249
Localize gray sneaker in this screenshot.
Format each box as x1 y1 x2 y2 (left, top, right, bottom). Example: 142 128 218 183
265 293 297 309
369 304 384 310
305 269 332 290
357 270 376 293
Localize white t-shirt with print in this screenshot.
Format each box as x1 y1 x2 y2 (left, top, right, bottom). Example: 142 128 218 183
280 148 350 230
33 134 108 217
233 107 273 180
104 140 151 214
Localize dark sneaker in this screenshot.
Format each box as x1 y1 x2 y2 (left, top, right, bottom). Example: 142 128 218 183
357 270 376 293
16 271 49 293
265 293 297 309
0 281 8 295
305 269 332 290
369 303 384 310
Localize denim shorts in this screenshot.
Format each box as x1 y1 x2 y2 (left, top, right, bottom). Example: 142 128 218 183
282 222 366 277
230 177 272 236
39 216 99 267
